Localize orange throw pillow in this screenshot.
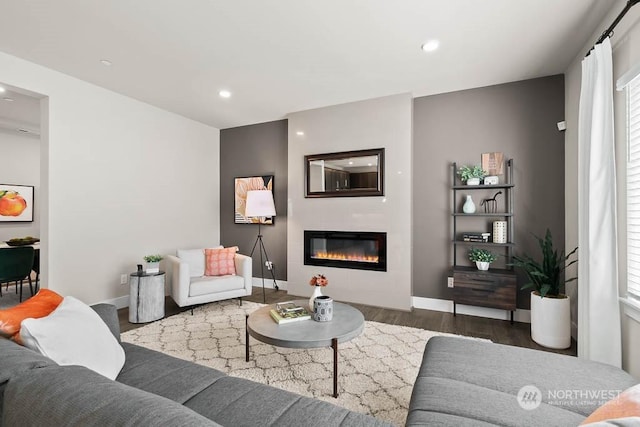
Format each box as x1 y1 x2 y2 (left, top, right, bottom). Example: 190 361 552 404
204 246 238 276
581 384 640 424
0 289 63 339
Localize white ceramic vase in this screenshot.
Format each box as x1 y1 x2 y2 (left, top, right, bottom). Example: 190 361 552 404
309 286 323 311
476 261 490 271
530 291 571 349
463 195 476 214
145 262 160 274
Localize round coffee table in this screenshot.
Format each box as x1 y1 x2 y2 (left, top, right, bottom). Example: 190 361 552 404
245 300 364 398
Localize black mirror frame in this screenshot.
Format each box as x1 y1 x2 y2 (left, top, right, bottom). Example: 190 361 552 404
304 148 385 198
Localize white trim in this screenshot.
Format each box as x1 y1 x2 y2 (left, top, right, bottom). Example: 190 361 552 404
412 296 531 323
616 61 640 91
620 296 640 324
252 277 288 291
99 295 129 309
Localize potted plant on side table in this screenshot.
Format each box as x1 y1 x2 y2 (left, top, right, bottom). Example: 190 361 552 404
143 254 163 274
468 248 497 271
457 165 487 186
510 229 577 349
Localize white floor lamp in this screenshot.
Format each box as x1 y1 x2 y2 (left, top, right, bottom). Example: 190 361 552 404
245 190 279 303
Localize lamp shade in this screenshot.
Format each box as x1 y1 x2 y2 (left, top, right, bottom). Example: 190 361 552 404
245 190 276 217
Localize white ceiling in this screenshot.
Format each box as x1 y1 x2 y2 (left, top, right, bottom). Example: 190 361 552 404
0 0 614 129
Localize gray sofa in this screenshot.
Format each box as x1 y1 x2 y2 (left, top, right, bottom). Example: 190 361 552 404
407 336 639 426
0 304 390 427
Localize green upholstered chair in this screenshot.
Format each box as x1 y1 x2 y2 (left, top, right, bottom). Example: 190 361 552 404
0 247 35 302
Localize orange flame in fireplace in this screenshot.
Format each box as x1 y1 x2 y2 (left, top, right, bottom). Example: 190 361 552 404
312 251 379 263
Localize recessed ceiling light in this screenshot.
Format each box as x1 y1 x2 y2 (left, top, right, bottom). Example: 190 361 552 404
421 40 440 52
348 161 354 165
100 59 112 66
0 87 5 93
3 97 14 102
219 90 232 98
296 131 304 136
367 163 372 166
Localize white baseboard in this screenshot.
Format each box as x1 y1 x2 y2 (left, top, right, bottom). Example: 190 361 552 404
252 277 288 291
412 296 531 323
100 295 129 309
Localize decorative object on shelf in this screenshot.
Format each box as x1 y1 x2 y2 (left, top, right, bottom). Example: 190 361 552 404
492 221 507 243
313 295 334 322
468 248 498 271
0 184 34 223
308 273 328 311
4 236 39 247
270 302 311 324
456 165 487 186
481 191 502 213
481 152 504 176
234 175 274 224
143 254 163 274
483 176 499 185
510 229 577 349
461 232 490 243
462 195 476 213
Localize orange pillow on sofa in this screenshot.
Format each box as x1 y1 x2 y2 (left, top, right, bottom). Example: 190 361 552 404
581 384 640 424
0 289 63 338
204 246 238 276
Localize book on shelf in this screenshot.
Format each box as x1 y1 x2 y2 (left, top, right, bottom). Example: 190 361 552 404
461 232 491 243
270 303 311 324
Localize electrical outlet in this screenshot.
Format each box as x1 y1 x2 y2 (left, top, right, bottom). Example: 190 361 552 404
265 261 273 270
120 274 128 285
447 277 454 288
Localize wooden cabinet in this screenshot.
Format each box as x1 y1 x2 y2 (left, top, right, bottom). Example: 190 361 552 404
324 168 350 191
451 159 517 323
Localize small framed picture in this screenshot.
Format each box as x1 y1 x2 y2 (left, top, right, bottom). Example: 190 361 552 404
0 184 34 222
234 175 274 224
482 152 505 176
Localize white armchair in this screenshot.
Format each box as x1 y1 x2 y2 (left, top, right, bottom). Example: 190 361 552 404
166 248 252 308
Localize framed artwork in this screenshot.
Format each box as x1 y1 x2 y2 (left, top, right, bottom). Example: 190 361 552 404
0 184 34 222
234 175 274 224
481 152 505 176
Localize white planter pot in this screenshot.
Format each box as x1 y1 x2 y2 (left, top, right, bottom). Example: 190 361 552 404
466 178 480 186
145 262 160 274
476 261 490 271
530 291 571 349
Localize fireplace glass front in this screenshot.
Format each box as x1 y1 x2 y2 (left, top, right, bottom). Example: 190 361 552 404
304 230 387 272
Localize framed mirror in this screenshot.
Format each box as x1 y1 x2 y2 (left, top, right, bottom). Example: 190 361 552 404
305 148 384 198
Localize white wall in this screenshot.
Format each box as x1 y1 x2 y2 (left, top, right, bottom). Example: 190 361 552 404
0 130 40 241
564 1 640 378
287 94 413 311
0 52 220 305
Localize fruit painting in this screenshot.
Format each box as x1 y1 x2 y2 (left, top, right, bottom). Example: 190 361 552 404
0 184 34 222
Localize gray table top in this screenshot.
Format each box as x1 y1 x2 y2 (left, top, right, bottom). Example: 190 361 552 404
247 300 364 349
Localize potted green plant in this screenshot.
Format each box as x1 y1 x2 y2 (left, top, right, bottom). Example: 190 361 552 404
143 254 163 274
457 165 487 185
468 248 498 271
510 229 577 349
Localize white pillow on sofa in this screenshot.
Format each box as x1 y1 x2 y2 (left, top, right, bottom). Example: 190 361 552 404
178 247 222 277
19 296 125 380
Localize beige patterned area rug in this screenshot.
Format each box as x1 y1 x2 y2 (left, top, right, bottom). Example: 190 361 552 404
122 300 488 426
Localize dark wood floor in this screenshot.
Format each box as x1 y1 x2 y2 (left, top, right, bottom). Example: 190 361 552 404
118 288 577 356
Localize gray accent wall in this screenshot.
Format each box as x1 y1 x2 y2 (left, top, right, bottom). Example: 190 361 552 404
413 75 566 309
220 120 288 280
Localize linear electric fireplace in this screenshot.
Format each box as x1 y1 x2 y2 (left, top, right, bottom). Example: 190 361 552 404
304 230 387 272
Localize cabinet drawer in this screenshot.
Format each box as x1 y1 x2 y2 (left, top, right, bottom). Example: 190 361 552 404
453 270 516 310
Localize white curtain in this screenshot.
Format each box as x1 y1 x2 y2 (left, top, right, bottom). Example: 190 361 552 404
578 38 621 367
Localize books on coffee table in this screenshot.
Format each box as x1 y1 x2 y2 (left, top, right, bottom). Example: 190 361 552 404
270 302 311 324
